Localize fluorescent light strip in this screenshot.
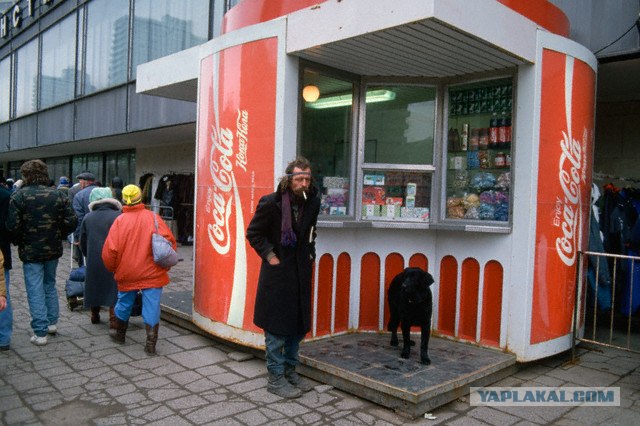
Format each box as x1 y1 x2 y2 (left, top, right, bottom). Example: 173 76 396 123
306 89 396 109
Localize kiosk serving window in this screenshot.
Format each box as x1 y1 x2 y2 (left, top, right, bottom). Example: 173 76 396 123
300 69 355 217
360 85 435 222
444 78 513 223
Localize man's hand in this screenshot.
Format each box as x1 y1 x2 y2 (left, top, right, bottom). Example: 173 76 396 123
268 256 280 266
0 296 6 312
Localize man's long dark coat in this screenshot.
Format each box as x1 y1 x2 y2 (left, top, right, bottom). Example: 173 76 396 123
247 189 320 336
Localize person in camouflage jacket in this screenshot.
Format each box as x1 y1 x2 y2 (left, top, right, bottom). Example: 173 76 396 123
6 159 77 345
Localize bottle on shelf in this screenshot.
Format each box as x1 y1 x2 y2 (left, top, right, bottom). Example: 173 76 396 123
505 114 512 149
478 128 489 150
489 113 499 149
498 111 508 149
469 128 479 151
461 123 469 151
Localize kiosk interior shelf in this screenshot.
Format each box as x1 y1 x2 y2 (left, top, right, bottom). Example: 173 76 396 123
445 78 513 223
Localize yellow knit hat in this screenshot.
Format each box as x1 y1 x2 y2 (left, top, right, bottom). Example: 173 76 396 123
122 184 142 205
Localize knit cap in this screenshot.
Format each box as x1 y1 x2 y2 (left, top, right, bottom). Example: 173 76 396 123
122 184 142 205
59 176 70 186
89 187 114 203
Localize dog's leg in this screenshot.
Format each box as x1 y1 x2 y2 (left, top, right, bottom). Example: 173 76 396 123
400 323 411 359
420 319 431 365
388 310 399 347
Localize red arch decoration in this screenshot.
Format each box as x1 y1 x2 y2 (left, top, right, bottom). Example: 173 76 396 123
481 260 504 346
334 253 351 333
359 253 381 330
458 258 480 341
438 256 458 336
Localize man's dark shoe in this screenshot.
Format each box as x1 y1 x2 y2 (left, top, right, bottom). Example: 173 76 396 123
267 374 302 399
285 367 314 392
0 344 9 351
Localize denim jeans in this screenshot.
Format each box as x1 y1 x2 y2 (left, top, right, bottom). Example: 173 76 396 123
264 331 305 376
23 260 59 337
114 288 162 326
0 269 12 346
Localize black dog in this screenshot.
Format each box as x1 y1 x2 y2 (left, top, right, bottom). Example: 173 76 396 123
387 267 434 365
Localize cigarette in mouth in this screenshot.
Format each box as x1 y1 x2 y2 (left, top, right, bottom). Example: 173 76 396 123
303 191 307 200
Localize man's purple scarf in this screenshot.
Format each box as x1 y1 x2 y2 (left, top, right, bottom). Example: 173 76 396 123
281 191 304 248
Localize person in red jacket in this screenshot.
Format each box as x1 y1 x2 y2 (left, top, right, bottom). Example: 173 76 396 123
102 184 176 355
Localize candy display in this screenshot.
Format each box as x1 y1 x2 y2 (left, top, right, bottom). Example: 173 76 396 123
446 78 512 223
322 176 349 215
470 172 496 190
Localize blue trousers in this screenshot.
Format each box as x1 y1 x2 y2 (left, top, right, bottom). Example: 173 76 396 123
114 288 162 326
0 269 12 346
23 260 59 337
264 331 305 376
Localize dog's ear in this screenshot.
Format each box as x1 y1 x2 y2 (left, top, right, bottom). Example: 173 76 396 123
423 272 435 287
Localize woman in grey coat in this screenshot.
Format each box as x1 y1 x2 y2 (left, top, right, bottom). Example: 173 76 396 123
79 187 122 327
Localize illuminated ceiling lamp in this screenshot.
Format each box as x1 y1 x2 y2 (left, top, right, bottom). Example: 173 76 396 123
302 85 320 102
306 89 395 109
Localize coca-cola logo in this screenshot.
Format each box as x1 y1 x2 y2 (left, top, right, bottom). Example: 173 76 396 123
554 129 586 266
206 109 249 255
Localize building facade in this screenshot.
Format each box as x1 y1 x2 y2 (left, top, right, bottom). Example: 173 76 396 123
0 0 241 187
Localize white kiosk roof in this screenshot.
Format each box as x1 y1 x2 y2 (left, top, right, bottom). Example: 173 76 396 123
137 0 540 102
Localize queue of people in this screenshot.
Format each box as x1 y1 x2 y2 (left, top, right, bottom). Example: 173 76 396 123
2 156 320 396
0 160 177 355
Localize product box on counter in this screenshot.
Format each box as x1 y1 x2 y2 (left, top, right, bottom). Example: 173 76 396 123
385 197 403 205
401 207 430 221
322 176 349 189
381 204 401 218
361 204 381 218
363 174 385 186
362 186 385 205
329 206 347 216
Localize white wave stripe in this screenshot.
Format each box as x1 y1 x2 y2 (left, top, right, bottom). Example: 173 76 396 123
226 151 247 327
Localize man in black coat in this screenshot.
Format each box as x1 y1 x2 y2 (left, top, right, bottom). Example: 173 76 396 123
246 157 321 399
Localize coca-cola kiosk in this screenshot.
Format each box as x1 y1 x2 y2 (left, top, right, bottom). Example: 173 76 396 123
174 0 597 361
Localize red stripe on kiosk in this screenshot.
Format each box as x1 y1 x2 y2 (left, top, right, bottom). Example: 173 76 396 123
438 255 458 336
459 258 480 341
334 253 351 334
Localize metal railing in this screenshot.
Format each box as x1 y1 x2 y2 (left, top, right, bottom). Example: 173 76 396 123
145 204 174 221
572 250 640 361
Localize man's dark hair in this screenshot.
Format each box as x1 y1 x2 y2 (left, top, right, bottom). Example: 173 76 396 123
278 157 312 193
20 159 50 186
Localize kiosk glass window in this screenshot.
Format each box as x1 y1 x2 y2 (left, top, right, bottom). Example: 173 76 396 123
132 0 209 79
0 57 9 122
360 85 435 222
300 69 354 217
444 77 513 223
40 14 76 109
84 0 129 94
15 38 39 117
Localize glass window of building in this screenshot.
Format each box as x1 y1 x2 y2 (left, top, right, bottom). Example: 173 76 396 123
84 0 129 94
0 56 10 122
46 157 71 184
299 68 355 217
40 13 76 109
360 85 436 222
105 150 135 187
132 0 208 79
72 153 104 185
15 38 39 117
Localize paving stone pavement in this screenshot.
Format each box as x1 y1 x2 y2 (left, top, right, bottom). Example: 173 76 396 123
1 244 639 425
